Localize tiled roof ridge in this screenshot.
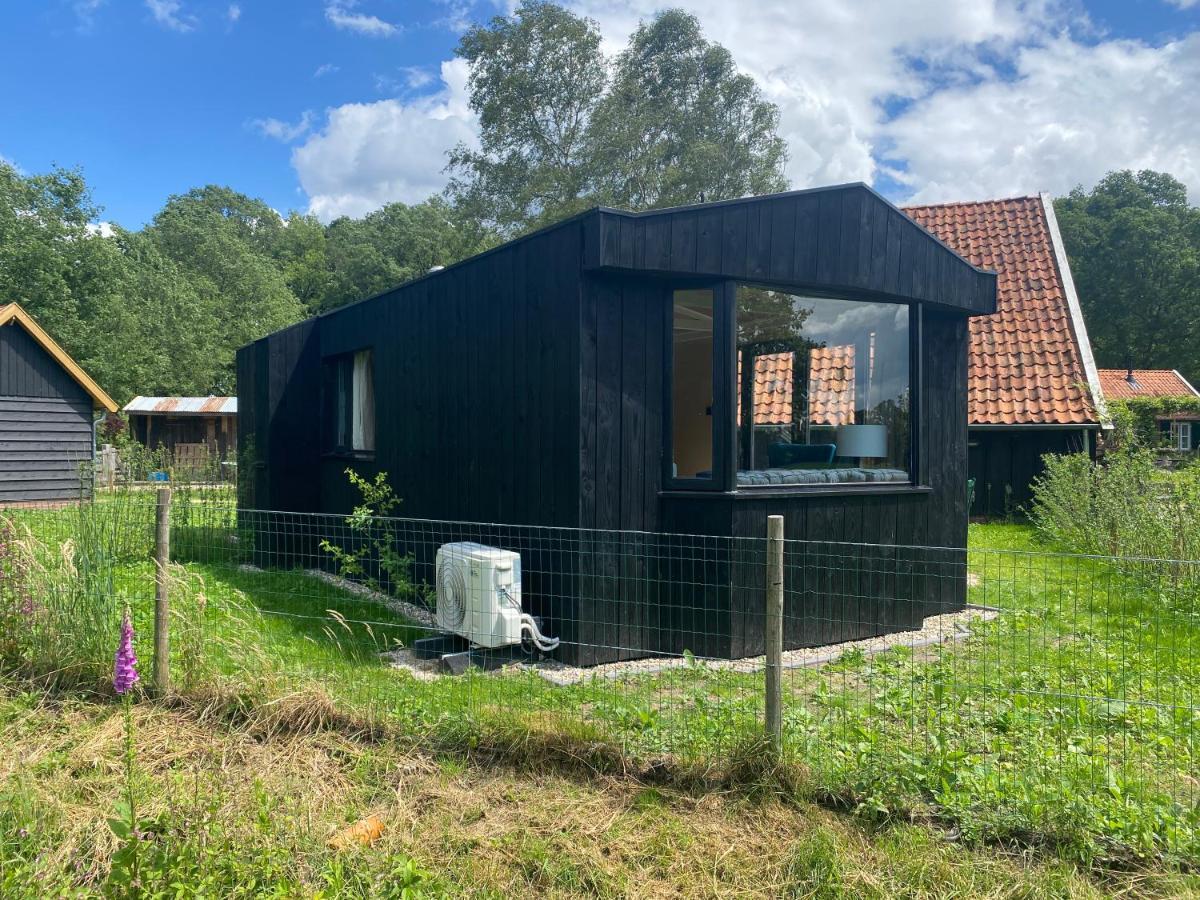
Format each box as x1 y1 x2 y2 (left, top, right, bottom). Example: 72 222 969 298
901 195 1041 212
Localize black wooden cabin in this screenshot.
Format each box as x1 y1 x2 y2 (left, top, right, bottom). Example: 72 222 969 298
0 304 118 504
238 185 997 665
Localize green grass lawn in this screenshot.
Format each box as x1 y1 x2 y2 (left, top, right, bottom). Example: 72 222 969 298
3 499 1199 885
7 689 1189 899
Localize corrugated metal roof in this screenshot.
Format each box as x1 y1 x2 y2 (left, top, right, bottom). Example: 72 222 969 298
123 396 238 415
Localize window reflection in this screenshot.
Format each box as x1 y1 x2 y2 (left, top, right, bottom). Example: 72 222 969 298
736 286 910 486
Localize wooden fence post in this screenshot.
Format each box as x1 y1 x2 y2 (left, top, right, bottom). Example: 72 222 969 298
765 514 784 750
153 486 171 696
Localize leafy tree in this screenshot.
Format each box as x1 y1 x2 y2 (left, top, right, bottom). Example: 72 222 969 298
271 212 330 315
590 10 787 210
141 186 305 392
448 2 788 236
1055 170 1200 387
0 162 124 369
321 196 490 312
98 229 219 399
447 0 607 236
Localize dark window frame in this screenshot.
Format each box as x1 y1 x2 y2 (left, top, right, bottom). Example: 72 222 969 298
321 347 376 459
662 282 735 492
663 281 924 495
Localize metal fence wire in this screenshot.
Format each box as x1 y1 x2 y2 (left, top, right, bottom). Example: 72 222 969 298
4 490 1198 854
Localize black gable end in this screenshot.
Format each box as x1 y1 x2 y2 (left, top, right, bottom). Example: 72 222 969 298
585 185 997 316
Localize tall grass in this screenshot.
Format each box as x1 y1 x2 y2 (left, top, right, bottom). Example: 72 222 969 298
1 491 269 698
1030 450 1200 570
0 504 130 690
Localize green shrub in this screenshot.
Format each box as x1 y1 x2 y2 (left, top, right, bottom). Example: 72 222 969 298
1030 449 1200 572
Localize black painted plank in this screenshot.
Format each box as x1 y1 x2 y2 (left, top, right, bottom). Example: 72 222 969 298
792 194 819 284
768 197 796 282
644 216 671 270
837 189 863 289
721 204 748 278
0 419 89 434
815 191 841 285
618 216 636 269
670 212 698 272
696 208 723 272
746 201 771 281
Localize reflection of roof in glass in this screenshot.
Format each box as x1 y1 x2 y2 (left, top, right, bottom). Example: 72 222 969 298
738 346 856 427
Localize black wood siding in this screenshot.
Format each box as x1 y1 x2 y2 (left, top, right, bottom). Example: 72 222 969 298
585 186 997 316
240 185 994 664
237 221 586 651
968 427 1091 518
0 323 93 503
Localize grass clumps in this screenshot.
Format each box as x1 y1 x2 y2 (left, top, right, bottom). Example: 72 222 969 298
4 691 1189 898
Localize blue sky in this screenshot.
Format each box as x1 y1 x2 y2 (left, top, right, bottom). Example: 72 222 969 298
1 0 1198 228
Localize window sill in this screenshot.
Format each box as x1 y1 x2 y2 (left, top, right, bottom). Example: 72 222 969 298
321 450 377 462
659 483 932 500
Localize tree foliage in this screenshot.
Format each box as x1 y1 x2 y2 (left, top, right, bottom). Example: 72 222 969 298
448 2 788 236
1054 170 1200 387
590 10 787 210
447 1 606 235
0 165 487 403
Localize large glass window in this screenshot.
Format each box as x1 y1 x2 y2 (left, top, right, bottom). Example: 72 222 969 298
671 289 716 481
735 286 910 486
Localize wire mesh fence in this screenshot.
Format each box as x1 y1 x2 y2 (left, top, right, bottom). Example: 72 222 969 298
2 489 1198 858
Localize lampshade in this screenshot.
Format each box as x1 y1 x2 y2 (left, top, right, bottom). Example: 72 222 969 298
837 423 887 458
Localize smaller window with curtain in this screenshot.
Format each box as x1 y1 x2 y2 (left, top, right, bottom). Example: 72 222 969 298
322 349 375 454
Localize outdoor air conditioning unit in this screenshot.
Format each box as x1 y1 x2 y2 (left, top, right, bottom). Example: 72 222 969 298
435 542 560 652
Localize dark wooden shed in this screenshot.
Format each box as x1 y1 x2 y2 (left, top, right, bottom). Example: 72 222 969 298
0 303 118 504
238 185 997 664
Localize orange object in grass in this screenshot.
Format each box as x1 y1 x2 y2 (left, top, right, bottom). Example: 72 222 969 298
327 815 385 850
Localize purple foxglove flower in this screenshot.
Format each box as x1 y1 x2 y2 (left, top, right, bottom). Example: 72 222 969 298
112 610 139 695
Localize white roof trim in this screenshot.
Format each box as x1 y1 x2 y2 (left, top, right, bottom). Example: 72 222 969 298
1173 370 1200 398
1041 193 1109 428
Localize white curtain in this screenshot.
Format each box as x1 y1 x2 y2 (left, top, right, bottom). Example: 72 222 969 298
352 350 375 451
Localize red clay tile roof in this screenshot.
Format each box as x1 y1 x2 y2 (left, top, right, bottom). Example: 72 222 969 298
903 197 1098 426
1097 369 1200 400
738 346 856 427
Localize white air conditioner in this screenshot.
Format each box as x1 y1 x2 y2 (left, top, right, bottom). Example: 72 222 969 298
434 542 562 654
435 542 524 648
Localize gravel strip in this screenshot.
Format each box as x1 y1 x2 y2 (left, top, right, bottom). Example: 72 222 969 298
302 569 437 628
372 604 996 683
529 606 997 685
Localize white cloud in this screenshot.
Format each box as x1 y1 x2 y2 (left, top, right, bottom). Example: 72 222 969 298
226 3 241 23
86 221 116 238
401 66 435 89
1164 0 1198 9
292 60 477 220
314 63 340 78
288 0 1200 218
324 1 400 37
74 0 105 32
565 0 1075 192
252 111 316 143
886 34 1200 203
145 0 196 32
373 66 436 94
